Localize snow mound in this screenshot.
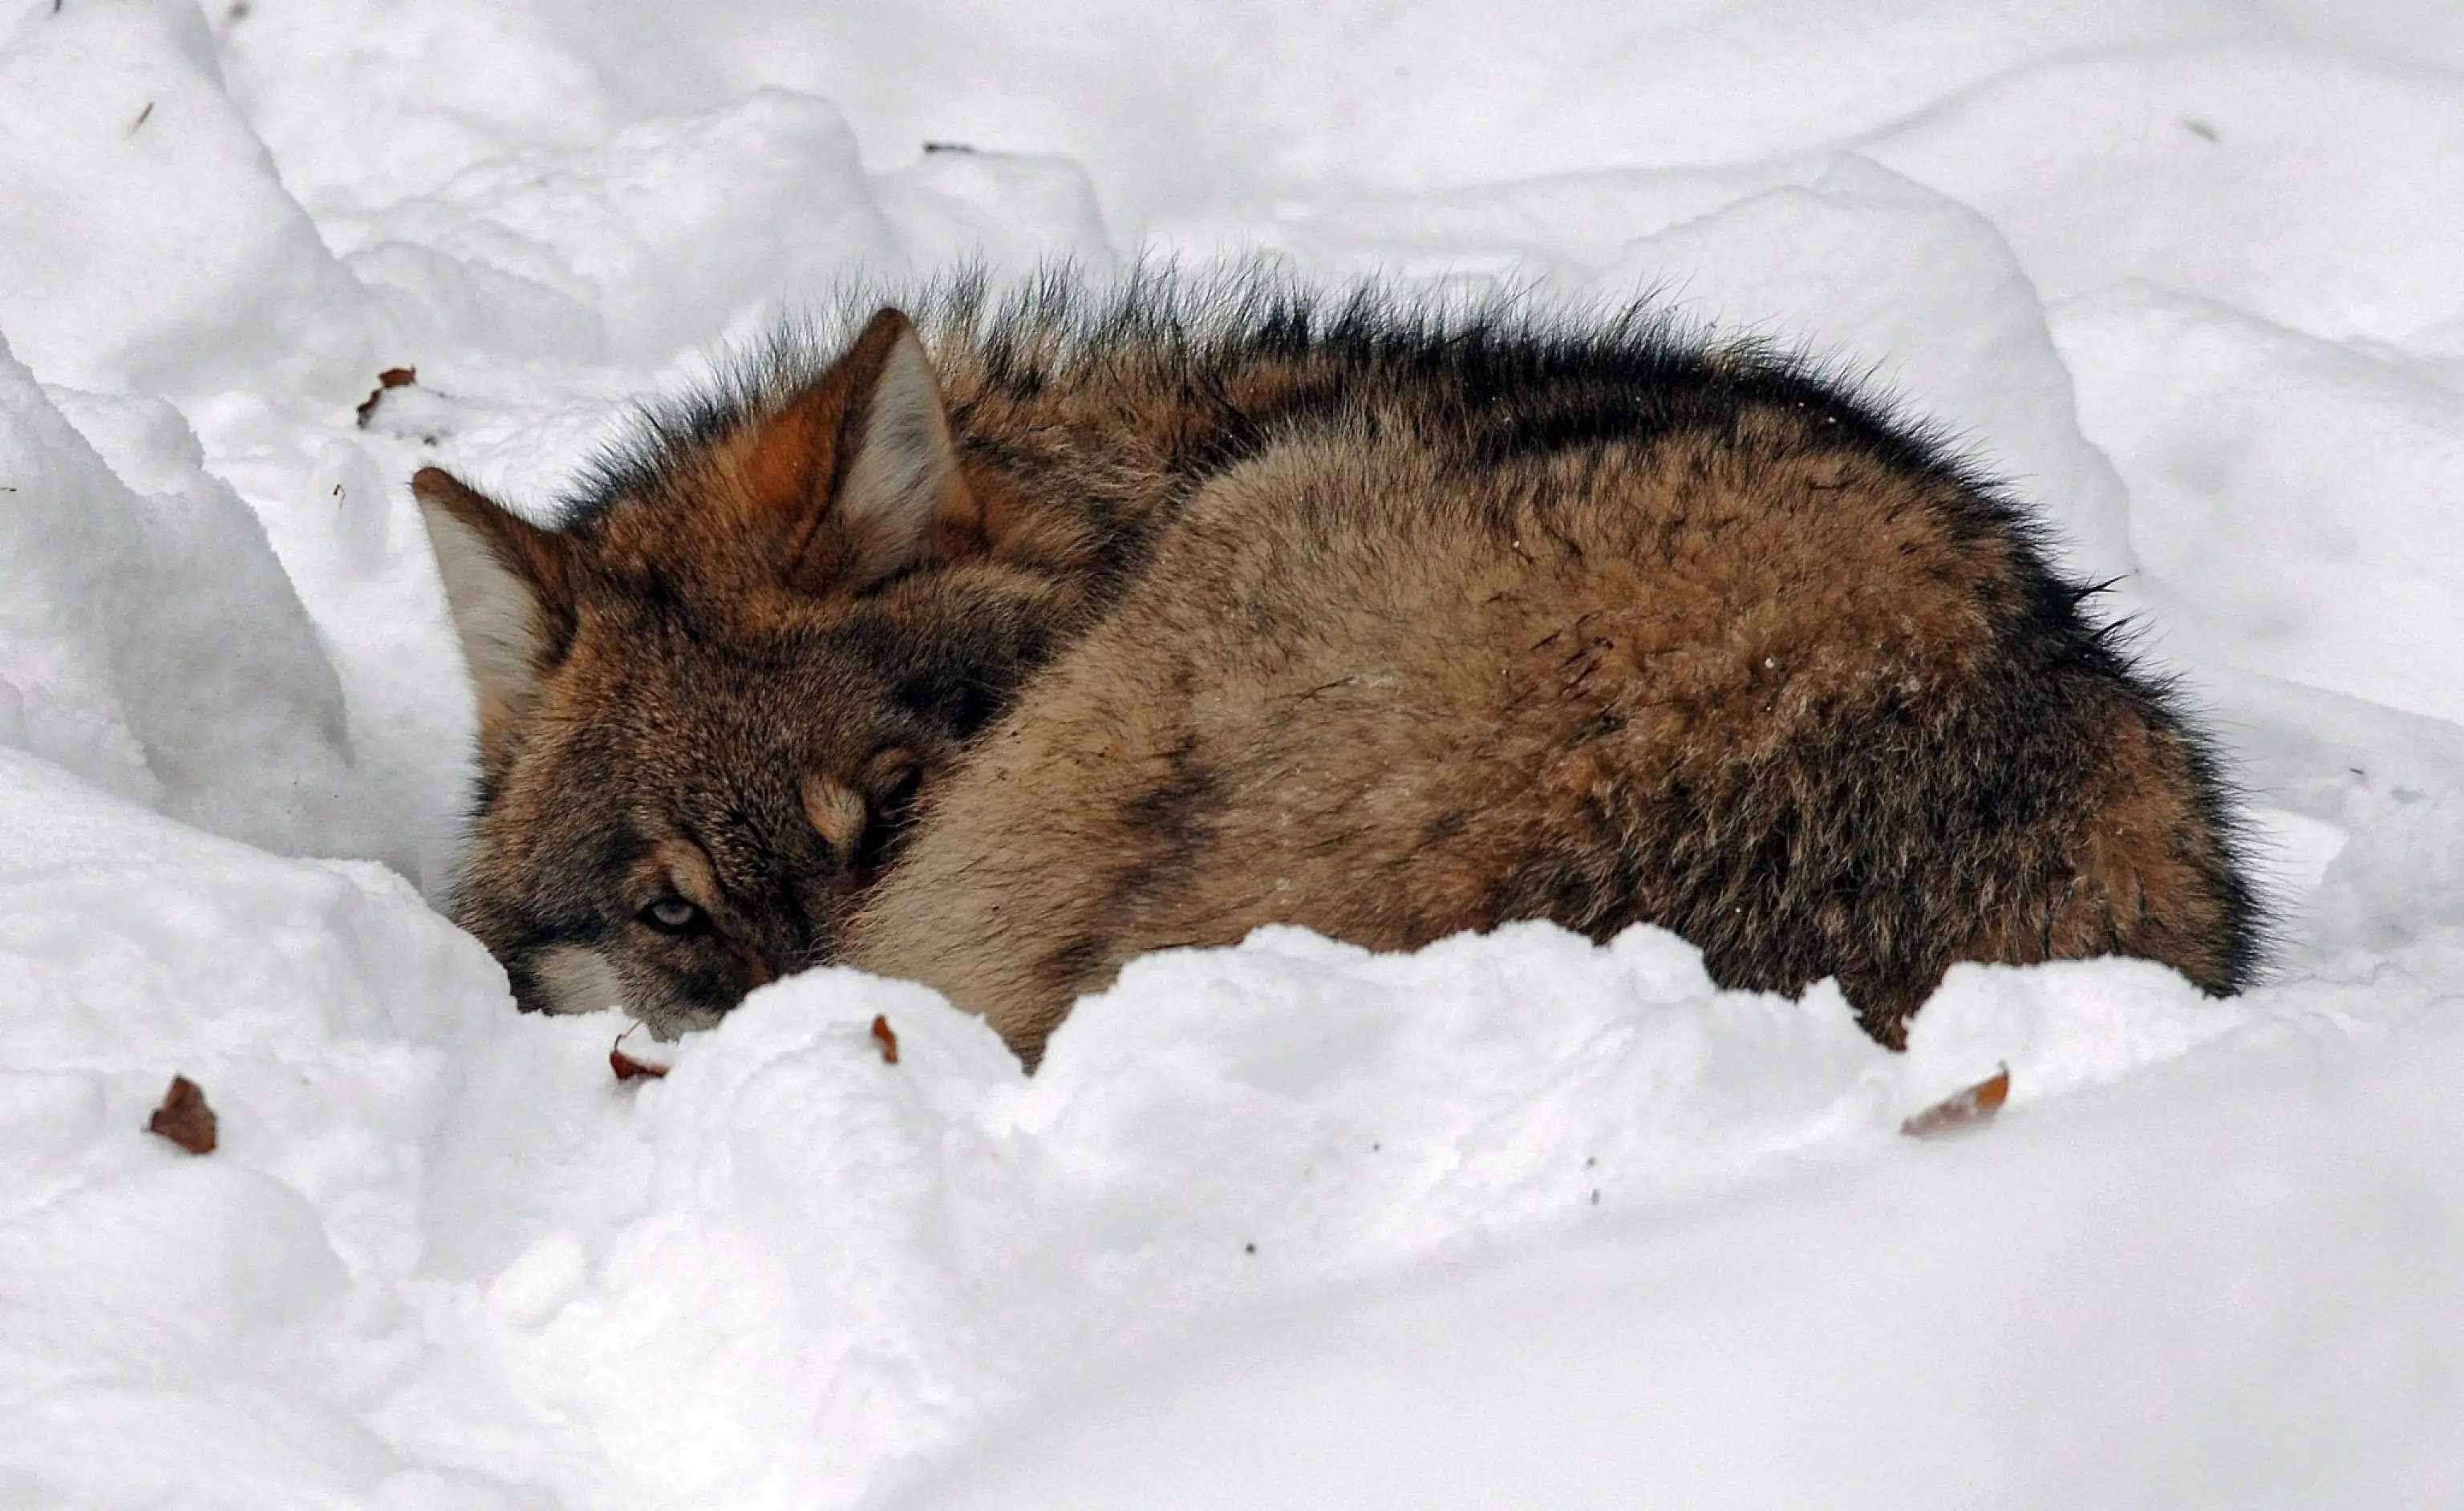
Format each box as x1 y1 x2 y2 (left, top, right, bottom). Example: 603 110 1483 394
0 0 371 398
1871 47 2464 348
0 345 367 857
0 749 513 1507
18 776 2413 1511
2055 284 2464 724
346 90 898 364
904 995 2464 1511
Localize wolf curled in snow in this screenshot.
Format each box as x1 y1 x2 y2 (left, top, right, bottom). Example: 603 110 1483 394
415 271 2259 1063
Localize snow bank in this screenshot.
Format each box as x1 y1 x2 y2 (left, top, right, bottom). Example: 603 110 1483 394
218 0 1116 369
0 749 512 1507
0 0 372 398
344 91 899 364
395 933 2312 1511
2055 284 2464 724
904 994 2464 1511
23 796 2438 1511
1870 47 2464 349
468 0 2389 233
0 343 367 857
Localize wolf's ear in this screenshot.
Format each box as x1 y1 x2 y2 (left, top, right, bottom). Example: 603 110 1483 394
830 309 974 585
741 308 974 592
412 467 577 758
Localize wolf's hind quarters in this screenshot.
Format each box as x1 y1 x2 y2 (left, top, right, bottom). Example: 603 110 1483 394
421 270 2259 1055
841 403 2255 1062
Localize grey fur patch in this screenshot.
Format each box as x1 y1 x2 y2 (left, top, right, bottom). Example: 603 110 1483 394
419 499 545 719
840 323 962 583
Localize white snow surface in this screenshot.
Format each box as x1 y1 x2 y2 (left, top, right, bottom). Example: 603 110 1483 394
2 2 2462 1505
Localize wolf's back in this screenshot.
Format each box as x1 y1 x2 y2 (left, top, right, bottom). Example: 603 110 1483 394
846 347 2256 1060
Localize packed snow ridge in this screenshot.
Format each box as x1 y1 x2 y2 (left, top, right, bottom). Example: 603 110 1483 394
3 2 2462 1506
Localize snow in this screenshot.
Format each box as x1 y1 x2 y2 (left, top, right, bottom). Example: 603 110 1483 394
0 343 367 857
908 997 2464 1511
2057 285 2464 722
0 0 373 397
2 1 2462 1506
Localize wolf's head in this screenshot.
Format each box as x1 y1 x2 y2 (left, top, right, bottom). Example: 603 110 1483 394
418 310 1055 1035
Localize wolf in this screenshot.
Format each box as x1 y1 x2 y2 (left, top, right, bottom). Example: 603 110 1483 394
417 271 2259 1063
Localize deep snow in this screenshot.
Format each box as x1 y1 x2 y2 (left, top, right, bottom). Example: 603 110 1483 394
2 2 2462 1507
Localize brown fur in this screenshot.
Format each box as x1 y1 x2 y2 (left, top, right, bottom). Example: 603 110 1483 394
419 272 2259 1054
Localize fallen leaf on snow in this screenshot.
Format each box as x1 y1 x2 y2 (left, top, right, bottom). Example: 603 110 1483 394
147 1075 217 1154
1900 1064 2011 1140
354 367 418 427
610 1022 675 1082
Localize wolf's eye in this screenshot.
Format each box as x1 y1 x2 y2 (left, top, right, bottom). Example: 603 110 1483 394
640 897 703 934
857 755 924 871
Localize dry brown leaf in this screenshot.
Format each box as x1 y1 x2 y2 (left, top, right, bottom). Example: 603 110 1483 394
610 1023 671 1082
147 1075 217 1154
609 1046 668 1081
353 367 417 427
1900 1064 2011 1140
870 1014 900 1065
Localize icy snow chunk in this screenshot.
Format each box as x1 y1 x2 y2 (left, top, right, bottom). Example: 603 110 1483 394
460 974 1020 1511
1013 923 1885 1258
1600 156 2135 585
0 750 495 1066
1899 956 2241 1104
0 345 367 856
0 0 373 397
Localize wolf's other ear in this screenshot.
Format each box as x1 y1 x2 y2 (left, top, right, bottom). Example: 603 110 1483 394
412 467 578 760
742 308 975 593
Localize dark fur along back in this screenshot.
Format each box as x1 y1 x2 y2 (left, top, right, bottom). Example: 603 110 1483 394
416 268 2262 1057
